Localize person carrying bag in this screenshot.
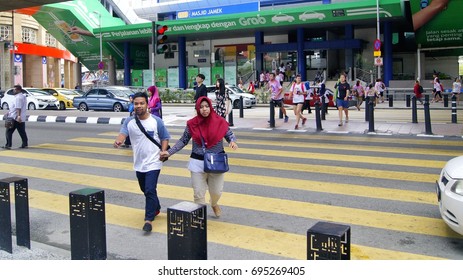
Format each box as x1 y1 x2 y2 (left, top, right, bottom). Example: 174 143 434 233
160 96 238 218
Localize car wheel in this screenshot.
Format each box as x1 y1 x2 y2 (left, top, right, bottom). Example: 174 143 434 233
59 101 66 110
1 102 8 110
78 103 88 111
233 99 240 109
113 103 123 112
28 103 36 110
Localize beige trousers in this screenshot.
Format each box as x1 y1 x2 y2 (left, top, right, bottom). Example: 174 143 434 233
190 172 225 206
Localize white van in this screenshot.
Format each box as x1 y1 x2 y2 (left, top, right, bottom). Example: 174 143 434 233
206 85 256 109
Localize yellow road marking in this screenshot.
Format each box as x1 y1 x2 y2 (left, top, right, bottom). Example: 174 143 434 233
27 188 444 260
1 149 436 204
0 163 458 239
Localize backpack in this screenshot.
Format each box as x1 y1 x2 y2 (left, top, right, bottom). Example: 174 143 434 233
419 85 424 93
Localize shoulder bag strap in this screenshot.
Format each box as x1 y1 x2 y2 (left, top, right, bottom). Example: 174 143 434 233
134 116 162 150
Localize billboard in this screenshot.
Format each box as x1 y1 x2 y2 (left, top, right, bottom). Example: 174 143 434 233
411 0 463 49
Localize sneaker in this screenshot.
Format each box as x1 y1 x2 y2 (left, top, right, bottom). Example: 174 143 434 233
338 123 343 126
294 125 299 130
284 116 289 123
142 222 152 232
345 118 349 123
1 146 11 150
302 118 307 125
20 145 28 149
155 210 160 217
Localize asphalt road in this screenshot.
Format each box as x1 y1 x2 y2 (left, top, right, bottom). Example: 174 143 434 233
1 121 463 260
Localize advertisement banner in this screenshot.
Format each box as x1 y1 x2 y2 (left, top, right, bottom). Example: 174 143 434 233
199 67 211 86
411 0 463 49
29 0 125 71
155 68 167 88
167 68 179 88
187 67 199 88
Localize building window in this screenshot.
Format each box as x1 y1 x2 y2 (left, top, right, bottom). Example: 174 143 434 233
0 25 11 41
22 27 37 44
45 32 57 47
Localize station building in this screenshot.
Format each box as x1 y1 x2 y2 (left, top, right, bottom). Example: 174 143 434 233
10 0 463 89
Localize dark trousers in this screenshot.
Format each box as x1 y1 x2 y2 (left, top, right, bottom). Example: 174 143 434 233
5 120 28 148
136 169 161 221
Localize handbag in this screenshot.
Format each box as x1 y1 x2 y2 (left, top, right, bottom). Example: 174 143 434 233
134 117 170 162
199 131 229 173
4 117 14 129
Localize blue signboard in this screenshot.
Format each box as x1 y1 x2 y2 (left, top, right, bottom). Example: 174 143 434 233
177 2 259 19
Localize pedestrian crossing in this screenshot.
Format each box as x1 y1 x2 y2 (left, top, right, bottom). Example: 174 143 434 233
1 127 463 260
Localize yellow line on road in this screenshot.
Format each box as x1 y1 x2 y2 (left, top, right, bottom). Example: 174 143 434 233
98 128 463 147
1 149 436 204
0 162 458 240
26 188 444 260
70 136 455 166
58 139 441 183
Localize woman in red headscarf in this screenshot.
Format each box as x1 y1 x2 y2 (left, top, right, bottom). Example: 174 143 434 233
161 96 238 217
147 85 162 118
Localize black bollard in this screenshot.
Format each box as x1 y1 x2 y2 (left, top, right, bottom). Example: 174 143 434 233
424 95 433 135
443 94 449 108
321 96 326 120
315 101 323 131
239 96 244 118
227 109 234 127
13 178 30 249
452 95 457 123
0 180 12 253
69 188 106 260
365 96 370 122
168 202 207 260
279 105 283 119
368 99 375 132
412 96 418 123
307 221 351 260
406 94 411 107
269 101 275 128
388 95 393 107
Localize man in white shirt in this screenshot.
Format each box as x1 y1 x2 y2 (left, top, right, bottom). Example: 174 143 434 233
3 85 28 149
114 92 170 232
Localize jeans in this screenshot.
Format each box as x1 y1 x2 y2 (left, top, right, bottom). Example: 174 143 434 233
136 169 161 221
5 120 28 148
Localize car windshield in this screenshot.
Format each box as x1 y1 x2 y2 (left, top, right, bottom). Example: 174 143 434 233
228 86 244 93
28 89 52 96
108 89 133 98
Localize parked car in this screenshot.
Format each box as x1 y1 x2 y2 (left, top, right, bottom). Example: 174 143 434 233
72 86 132 112
283 85 335 107
436 156 463 235
206 85 256 109
1 88 59 110
41 88 81 110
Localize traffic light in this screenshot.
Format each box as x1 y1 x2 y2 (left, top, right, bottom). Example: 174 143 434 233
156 24 169 54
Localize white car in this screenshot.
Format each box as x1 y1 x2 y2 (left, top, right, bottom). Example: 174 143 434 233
1 88 59 110
206 85 256 109
271 14 295 24
436 156 463 235
299 11 326 21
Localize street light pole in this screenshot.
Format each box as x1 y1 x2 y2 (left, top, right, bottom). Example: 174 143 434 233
376 0 381 79
97 12 102 63
10 10 15 87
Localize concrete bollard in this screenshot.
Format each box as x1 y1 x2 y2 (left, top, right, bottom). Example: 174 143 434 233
388 95 393 107
368 99 375 133
269 101 275 128
406 94 411 107
69 188 106 260
307 221 351 260
315 101 323 131
228 109 234 127
412 96 418 123
452 95 457 123
0 177 30 253
365 96 370 122
444 94 449 108
424 95 433 135
168 201 207 260
239 96 244 118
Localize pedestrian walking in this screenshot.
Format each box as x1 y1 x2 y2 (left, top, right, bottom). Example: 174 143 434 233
2 85 28 149
113 92 171 232
267 72 289 123
194 73 207 102
452 77 461 105
353 80 365 110
366 83 379 106
413 80 424 105
374 78 386 103
147 85 162 118
122 94 135 148
214 78 230 118
431 72 442 103
160 96 238 218
289 74 307 130
334 74 350 126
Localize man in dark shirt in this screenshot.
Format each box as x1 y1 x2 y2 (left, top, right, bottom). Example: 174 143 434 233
194 73 207 102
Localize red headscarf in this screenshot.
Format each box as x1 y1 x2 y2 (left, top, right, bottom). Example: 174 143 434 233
187 96 229 149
